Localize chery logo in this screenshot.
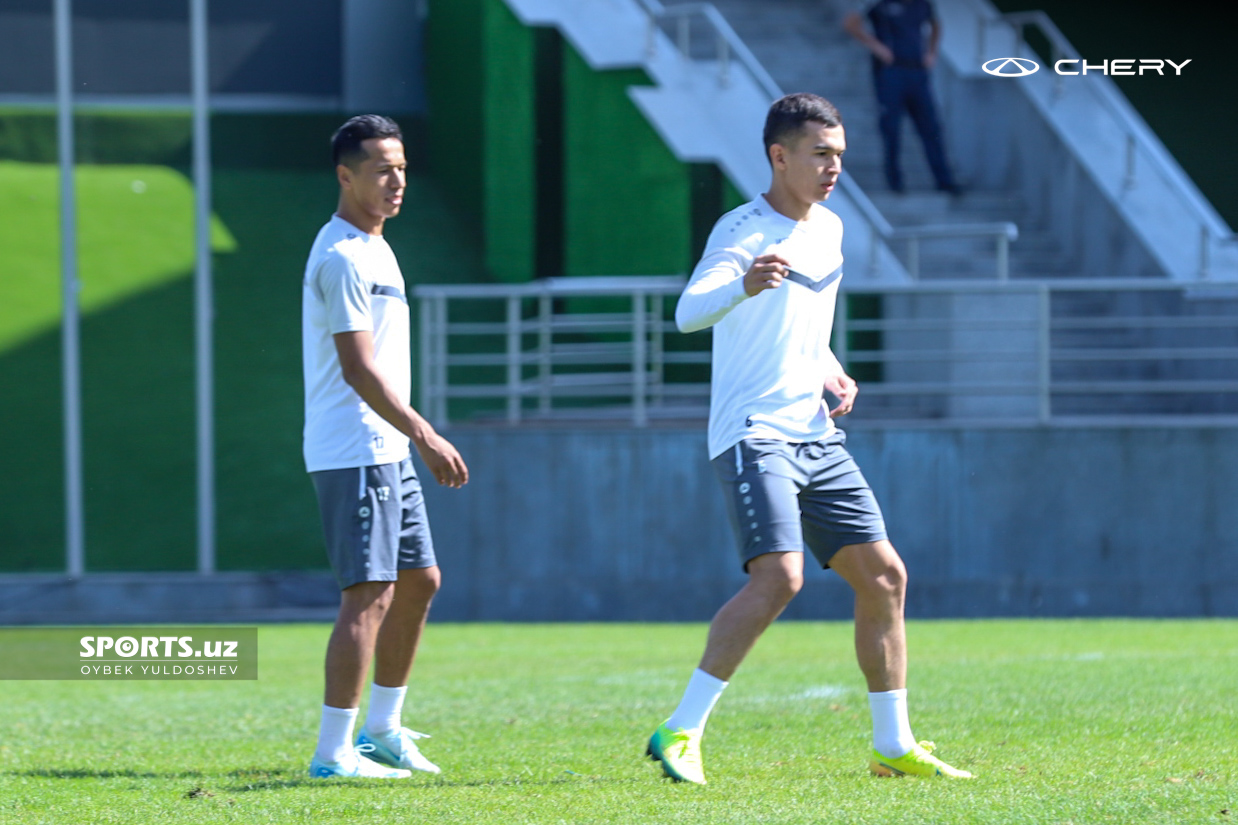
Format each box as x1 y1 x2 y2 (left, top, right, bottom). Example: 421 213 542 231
982 57 1039 77
1054 58 1190 76
983 57 1191 77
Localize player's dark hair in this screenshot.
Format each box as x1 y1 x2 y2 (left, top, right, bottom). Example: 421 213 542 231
332 114 403 169
762 93 842 158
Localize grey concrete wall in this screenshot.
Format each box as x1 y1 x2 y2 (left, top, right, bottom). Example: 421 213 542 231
0 572 340 626
420 425 1238 620
0 0 342 97
880 289 1043 420
2 425 1234 624
0 0 427 113
342 0 426 113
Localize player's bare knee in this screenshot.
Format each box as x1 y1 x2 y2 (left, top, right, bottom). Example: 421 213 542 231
399 566 442 599
843 546 905 604
746 552 803 604
885 554 907 594
366 595 395 628
775 571 804 603
752 567 803 605
340 580 395 620
422 568 442 595
868 559 906 606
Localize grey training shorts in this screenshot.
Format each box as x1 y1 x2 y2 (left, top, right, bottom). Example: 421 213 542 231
711 431 888 571
310 456 436 590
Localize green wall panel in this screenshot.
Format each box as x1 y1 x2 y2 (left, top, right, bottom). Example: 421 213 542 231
481 0 537 283
562 46 693 277
426 0 484 220
426 1 747 281
427 0 535 283
723 175 748 212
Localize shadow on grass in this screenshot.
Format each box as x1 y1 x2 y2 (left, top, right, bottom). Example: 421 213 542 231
11 767 208 780
8 761 648 792
222 771 639 793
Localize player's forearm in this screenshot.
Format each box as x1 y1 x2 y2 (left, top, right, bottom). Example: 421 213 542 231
342 364 435 446
676 272 748 333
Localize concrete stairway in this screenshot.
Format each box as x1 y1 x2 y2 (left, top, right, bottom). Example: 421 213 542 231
868 190 1075 279
661 0 1081 280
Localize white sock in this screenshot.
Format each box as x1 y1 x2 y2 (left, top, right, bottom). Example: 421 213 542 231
868 688 916 759
365 683 408 736
666 668 728 733
315 704 359 764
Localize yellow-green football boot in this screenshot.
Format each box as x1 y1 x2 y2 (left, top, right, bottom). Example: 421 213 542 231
869 741 973 778
647 723 706 785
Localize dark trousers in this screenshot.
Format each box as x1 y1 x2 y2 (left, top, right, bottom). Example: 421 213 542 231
873 65 954 191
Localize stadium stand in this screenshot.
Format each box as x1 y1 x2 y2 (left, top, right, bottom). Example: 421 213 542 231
2 0 1235 620
459 0 1238 423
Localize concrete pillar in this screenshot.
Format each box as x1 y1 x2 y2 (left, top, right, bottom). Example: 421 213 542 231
948 288 1041 419
342 0 425 113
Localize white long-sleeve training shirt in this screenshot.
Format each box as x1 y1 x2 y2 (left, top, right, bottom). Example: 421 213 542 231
676 195 845 459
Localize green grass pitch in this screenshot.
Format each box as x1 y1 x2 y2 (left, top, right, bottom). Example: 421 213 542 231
0 620 1233 824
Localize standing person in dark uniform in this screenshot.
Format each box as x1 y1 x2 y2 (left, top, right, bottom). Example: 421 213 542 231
843 0 959 193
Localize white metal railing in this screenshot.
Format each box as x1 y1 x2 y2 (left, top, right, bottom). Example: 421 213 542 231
415 276 707 428
972 9 1235 280
888 222 1018 281
635 0 1019 280
418 277 1238 427
838 279 1238 423
0 93 342 113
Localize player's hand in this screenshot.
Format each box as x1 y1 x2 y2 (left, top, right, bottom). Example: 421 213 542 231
874 43 895 65
414 432 470 488
923 49 937 69
824 372 858 418
743 254 791 296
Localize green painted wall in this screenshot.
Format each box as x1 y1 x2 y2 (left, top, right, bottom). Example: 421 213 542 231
0 117 484 573
723 176 747 212
426 0 536 283
425 0 484 218
481 2 537 283
425 0 747 283
562 49 692 277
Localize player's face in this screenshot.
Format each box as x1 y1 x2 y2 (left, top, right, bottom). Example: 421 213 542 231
340 137 406 221
776 122 845 205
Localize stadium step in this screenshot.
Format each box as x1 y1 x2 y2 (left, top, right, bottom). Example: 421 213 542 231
660 0 1090 283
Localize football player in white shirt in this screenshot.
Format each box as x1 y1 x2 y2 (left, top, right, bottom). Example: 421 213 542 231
647 94 971 784
303 115 468 779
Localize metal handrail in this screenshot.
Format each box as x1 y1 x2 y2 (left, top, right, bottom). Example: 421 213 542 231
634 0 1018 280
636 0 782 97
415 276 693 427
888 222 1019 280
414 275 686 299
417 277 1238 428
